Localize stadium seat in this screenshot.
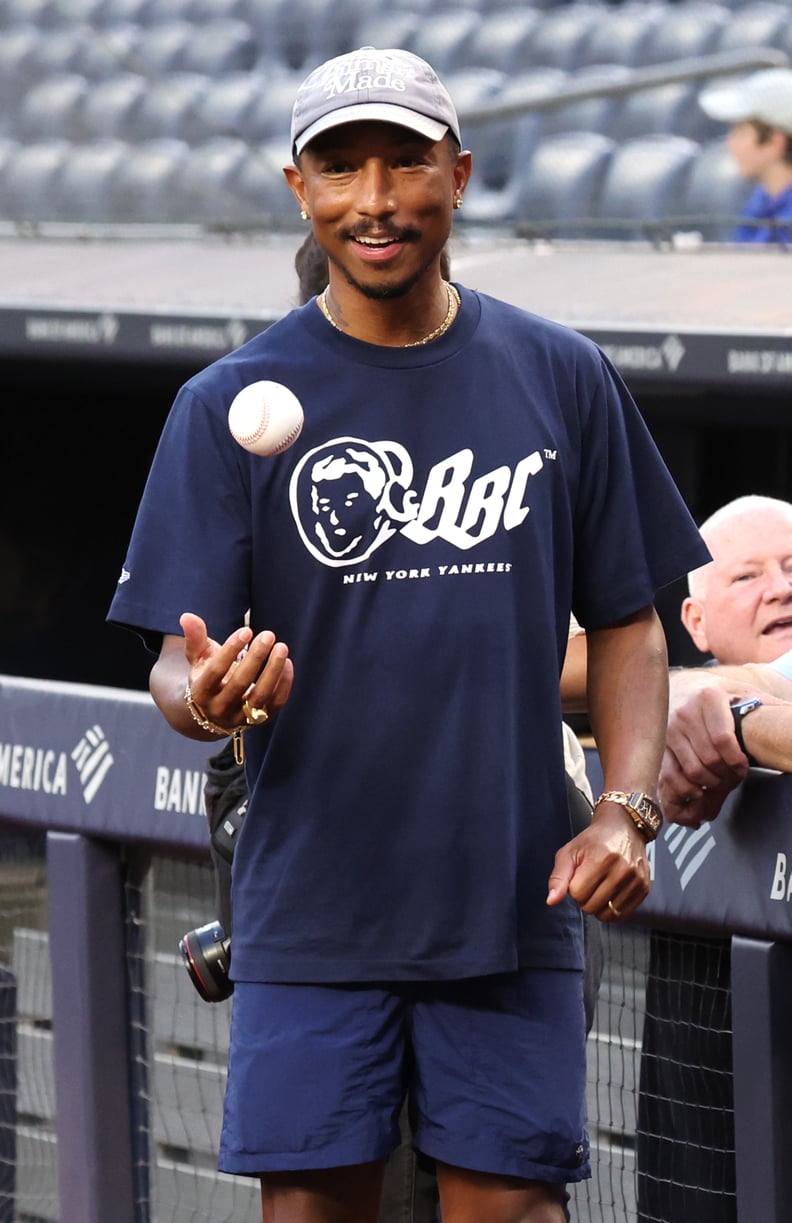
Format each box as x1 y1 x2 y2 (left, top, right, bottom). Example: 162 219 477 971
778 19 792 62
0 139 19 199
520 5 610 72
447 66 508 144
230 138 298 227
0 25 40 118
606 79 701 142
72 23 141 80
352 11 422 58
310 0 371 64
461 68 567 224
713 2 790 53
180 20 258 76
575 2 668 69
430 0 482 11
51 139 129 222
252 0 387 70
385 0 435 12
673 137 754 239
58 0 105 19
190 0 250 19
448 65 508 105
455 10 544 75
485 0 558 10
26 28 88 78
198 72 265 143
137 0 195 21
243 0 283 48
514 130 616 239
408 11 481 74
170 135 251 225
0 139 71 222
673 82 729 144
0 0 61 27
80 72 149 141
93 0 148 25
257 0 340 71
543 63 632 138
125 72 214 144
637 0 730 66
127 20 194 74
107 136 190 221
591 133 700 239
236 71 304 144
16 73 90 143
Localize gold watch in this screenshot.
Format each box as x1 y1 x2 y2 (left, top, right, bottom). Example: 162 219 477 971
595 790 663 841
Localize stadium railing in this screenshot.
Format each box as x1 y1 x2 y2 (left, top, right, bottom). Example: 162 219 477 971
1 673 791 1223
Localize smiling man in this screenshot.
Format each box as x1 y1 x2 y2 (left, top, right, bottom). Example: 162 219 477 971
108 46 708 1223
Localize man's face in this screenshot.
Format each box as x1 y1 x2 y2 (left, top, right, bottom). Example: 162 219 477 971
683 507 792 664
285 121 470 300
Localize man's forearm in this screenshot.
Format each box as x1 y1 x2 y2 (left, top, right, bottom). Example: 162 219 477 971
736 701 792 771
587 606 669 792
671 661 792 704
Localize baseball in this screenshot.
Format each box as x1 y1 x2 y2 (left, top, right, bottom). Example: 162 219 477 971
228 381 304 457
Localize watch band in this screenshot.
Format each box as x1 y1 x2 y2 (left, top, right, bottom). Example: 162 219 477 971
594 789 663 841
730 697 762 766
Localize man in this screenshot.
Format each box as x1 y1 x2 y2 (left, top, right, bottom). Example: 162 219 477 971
108 46 706 1223
661 493 792 823
699 67 792 243
637 493 792 1223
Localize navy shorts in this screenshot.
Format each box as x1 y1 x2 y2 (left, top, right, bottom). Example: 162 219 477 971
219 967 590 1183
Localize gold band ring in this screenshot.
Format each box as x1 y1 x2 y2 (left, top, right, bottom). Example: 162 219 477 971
608 899 621 918
242 699 269 725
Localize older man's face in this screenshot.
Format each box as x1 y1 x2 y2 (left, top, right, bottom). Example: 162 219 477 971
686 507 792 664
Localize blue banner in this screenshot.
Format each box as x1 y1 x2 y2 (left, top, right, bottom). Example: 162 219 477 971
0 675 215 851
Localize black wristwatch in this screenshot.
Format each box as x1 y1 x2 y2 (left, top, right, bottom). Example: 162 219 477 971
595 790 663 841
730 696 762 765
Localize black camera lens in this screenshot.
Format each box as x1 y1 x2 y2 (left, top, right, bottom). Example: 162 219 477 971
179 920 233 1003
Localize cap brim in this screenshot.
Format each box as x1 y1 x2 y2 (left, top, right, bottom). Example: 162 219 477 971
294 103 449 155
699 83 749 122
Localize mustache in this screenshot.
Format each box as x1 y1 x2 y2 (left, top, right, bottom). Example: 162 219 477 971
342 224 422 243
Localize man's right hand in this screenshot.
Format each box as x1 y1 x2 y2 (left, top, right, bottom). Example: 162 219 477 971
150 612 294 741
660 680 750 826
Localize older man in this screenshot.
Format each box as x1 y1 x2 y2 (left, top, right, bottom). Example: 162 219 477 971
637 493 792 1223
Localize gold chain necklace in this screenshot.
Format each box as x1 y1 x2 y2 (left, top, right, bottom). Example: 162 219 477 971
318 282 460 346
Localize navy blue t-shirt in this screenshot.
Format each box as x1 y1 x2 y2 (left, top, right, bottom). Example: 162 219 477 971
108 286 708 983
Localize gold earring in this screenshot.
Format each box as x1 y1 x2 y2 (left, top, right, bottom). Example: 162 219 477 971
300 209 310 221
454 196 463 209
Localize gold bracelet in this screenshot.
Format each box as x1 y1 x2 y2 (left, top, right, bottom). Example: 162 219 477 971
184 685 246 765
184 684 231 735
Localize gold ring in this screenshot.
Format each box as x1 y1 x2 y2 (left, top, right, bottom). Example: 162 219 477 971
608 900 621 918
242 699 269 725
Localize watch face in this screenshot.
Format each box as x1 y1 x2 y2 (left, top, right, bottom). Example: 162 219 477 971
595 790 662 839
630 792 662 832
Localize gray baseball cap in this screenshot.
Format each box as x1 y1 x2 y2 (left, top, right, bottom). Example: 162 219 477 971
699 68 792 136
291 46 461 156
